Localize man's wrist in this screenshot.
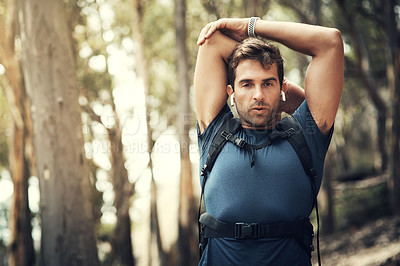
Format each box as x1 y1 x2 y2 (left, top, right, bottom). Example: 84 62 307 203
248 17 260 38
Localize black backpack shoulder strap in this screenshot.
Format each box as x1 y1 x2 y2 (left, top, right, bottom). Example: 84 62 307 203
198 115 242 257
202 115 243 175
277 115 321 265
276 116 318 207
277 116 314 177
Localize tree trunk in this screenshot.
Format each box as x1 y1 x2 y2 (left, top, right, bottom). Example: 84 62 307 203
8 122 35 266
131 0 166 265
108 127 135 266
0 2 35 265
174 0 197 265
17 0 99 265
320 150 336 234
149 156 166 266
384 0 400 214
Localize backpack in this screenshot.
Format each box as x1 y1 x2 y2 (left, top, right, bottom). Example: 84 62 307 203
198 114 321 265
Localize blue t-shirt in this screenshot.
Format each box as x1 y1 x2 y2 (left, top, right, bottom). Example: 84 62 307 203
197 101 332 266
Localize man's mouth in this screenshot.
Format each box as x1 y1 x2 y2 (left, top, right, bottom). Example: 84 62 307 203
251 106 268 114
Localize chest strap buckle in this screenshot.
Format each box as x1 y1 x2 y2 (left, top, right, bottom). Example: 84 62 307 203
235 222 261 239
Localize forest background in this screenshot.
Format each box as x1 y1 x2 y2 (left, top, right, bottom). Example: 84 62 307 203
0 0 399 265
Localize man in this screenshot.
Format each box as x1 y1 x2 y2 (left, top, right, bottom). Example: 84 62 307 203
194 18 343 265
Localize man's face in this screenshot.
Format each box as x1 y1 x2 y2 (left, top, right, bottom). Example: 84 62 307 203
228 59 281 129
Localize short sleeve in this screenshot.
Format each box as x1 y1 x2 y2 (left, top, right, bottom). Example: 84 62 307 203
197 104 233 183
292 100 333 189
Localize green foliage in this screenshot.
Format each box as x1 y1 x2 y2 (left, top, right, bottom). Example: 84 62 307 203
335 182 391 230
139 0 178 127
74 0 114 100
97 221 114 263
0 0 7 22
336 1 387 78
97 221 114 241
79 66 113 101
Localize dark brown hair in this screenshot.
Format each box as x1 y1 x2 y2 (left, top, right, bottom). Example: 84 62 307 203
227 38 284 89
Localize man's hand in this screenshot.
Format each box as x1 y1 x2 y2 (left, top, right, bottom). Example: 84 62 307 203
280 79 305 115
197 18 249 46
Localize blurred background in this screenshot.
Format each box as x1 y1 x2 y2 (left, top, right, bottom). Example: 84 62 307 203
0 0 399 265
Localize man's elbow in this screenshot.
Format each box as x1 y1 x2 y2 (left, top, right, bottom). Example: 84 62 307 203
198 31 236 62
327 28 344 52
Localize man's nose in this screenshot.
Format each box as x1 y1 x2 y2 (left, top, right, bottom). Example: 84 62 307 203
253 86 264 101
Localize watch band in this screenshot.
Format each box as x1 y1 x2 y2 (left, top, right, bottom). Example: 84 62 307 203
248 17 260 38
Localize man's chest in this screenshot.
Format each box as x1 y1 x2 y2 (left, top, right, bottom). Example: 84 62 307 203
204 140 314 223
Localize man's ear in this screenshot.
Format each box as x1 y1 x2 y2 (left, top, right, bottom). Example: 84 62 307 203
227 84 234 96
281 79 288 93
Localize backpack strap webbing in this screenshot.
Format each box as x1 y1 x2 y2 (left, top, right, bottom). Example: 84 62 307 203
203 115 243 173
199 212 315 259
276 116 321 265
198 115 242 256
277 116 314 179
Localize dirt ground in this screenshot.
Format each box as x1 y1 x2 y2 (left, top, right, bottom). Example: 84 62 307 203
312 215 400 266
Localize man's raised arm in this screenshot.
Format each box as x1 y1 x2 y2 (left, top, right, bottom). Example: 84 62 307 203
194 31 237 134
254 20 344 134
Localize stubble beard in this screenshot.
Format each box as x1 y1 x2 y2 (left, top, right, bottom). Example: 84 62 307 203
236 99 281 129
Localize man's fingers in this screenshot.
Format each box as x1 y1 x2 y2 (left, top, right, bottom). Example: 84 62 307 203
197 23 213 45
197 21 224 45
197 29 207 45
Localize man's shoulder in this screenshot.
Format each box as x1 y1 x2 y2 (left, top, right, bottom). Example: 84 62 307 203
198 104 233 140
292 101 333 164
293 101 333 141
